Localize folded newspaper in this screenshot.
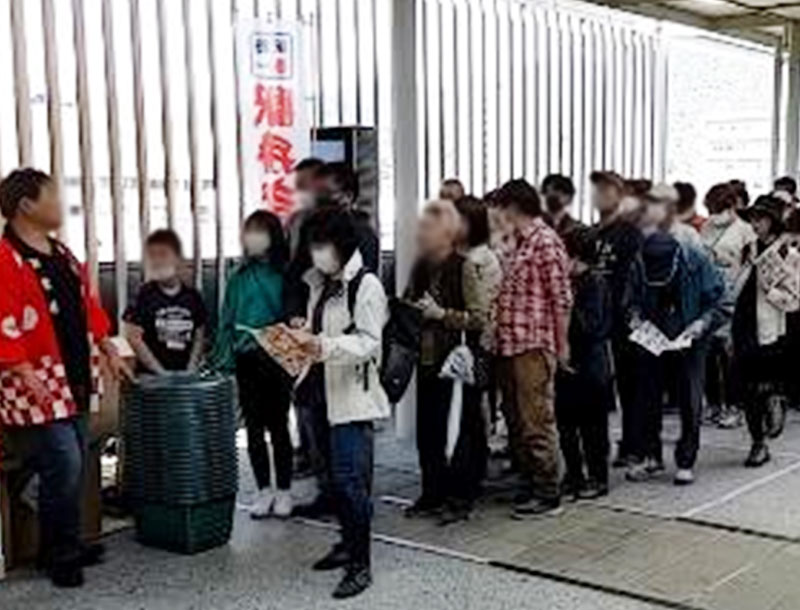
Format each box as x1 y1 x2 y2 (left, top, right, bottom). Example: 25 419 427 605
237 323 314 377
629 320 692 357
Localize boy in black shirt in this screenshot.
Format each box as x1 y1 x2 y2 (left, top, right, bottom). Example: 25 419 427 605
124 230 207 373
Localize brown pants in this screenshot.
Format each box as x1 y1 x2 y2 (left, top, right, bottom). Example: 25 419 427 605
498 350 560 500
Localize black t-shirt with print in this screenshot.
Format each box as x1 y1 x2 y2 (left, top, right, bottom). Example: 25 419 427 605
124 282 207 371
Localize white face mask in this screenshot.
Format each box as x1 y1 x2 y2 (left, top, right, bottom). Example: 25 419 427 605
243 231 271 257
311 245 341 275
147 264 177 283
295 190 315 211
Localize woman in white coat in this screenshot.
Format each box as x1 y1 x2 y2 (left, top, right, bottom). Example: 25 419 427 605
293 207 389 599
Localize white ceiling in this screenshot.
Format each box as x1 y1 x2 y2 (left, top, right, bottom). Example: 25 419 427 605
585 1 800 45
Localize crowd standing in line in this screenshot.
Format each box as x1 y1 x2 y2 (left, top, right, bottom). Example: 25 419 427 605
3 160 800 599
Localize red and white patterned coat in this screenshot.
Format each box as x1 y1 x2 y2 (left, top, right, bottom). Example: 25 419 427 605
0 237 110 428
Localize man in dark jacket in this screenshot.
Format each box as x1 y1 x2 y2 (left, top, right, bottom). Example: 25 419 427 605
555 228 613 500
542 174 583 240
626 191 727 486
589 171 643 467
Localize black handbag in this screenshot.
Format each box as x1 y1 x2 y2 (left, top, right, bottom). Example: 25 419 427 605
380 298 422 404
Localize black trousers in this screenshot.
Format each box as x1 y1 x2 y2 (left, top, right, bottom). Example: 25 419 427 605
630 343 705 469
612 335 638 457
555 372 611 486
706 336 735 409
416 371 487 506
236 349 293 490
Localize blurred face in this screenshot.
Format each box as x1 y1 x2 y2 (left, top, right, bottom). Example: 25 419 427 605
417 211 453 258
488 207 510 246
145 244 180 282
752 214 773 241
543 188 571 215
592 183 621 215
20 181 62 231
242 225 272 257
440 182 465 202
641 201 668 230
294 167 318 193
310 242 341 275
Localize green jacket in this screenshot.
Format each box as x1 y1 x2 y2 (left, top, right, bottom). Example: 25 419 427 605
210 258 284 372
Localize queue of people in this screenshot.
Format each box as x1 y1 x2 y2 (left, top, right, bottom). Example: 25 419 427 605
3 159 800 600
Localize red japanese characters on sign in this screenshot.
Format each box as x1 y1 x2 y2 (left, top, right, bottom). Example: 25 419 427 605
238 21 309 220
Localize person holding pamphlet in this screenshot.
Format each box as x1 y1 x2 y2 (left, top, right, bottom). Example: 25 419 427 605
209 210 294 519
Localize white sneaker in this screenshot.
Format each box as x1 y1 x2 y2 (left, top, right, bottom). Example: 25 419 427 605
250 488 276 519
273 490 294 518
674 469 695 486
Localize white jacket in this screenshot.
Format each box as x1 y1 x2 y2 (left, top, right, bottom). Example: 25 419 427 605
734 234 800 347
701 212 757 287
303 250 390 426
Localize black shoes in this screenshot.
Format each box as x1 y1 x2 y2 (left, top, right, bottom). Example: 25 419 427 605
744 444 771 468
404 496 443 518
438 503 471 526
313 545 351 571
50 562 85 588
79 543 106 567
332 566 372 599
576 480 609 501
513 496 562 518
293 495 334 519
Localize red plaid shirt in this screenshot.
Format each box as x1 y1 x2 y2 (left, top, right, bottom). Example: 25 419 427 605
495 218 573 357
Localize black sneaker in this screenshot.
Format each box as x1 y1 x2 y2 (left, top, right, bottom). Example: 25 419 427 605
561 477 583 503
293 495 333 519
438 503 471 526
512 497 562 518
332 566 372 599
744 444 771 468
79 543 106 567
577 480 609 501
50 563 85 588
404 496 443 518
313 545 351 571
766 396 787 439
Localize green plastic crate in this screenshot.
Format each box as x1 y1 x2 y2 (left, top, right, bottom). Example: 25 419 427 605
135 495 235 554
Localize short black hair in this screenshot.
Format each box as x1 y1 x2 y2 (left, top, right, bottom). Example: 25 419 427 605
729 180 750 207
318 161 359 201
493 179 541 217
145 228 183 257
0 168 53 220
775 175 797 196
295 157 325 173
308 206 360 263
705 183 738 214
541 174 575 198
455 195 490 247
243 209 288 268
674 182 697 214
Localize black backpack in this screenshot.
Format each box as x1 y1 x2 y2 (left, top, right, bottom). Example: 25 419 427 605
347 269 422 404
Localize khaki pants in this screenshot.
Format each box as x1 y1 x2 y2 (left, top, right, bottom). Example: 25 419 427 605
498 349 560 500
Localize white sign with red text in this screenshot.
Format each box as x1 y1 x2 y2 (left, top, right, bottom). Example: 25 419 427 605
237 19 309 220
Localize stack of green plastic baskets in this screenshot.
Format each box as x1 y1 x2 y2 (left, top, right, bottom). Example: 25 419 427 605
123 372 238 554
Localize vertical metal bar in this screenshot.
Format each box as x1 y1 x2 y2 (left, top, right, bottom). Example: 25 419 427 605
772 38 784 180
157 0 176 227
453 0 460 180
354 0 362 124
521 3 528 181
41 0 65 239
182 0 202 290
129 0 149 250
438 0 445 184
207 0 225 310
787 22 800 175
467 0 475 191
480 0 487 192
507 1 513 180
494 0 500 183
421 0 429 199
71 0 97 282
10 0 32 166
335 0 344 124
315 0 324 125
101 0 127 323
231 0 246 227
372 0 379 128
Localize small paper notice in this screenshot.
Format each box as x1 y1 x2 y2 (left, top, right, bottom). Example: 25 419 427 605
629 321 692 357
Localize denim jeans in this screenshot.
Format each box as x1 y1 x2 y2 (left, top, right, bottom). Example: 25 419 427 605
5 416 86 566
330 422 374 568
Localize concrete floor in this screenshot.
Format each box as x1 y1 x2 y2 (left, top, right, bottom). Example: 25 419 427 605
4 412 800 609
